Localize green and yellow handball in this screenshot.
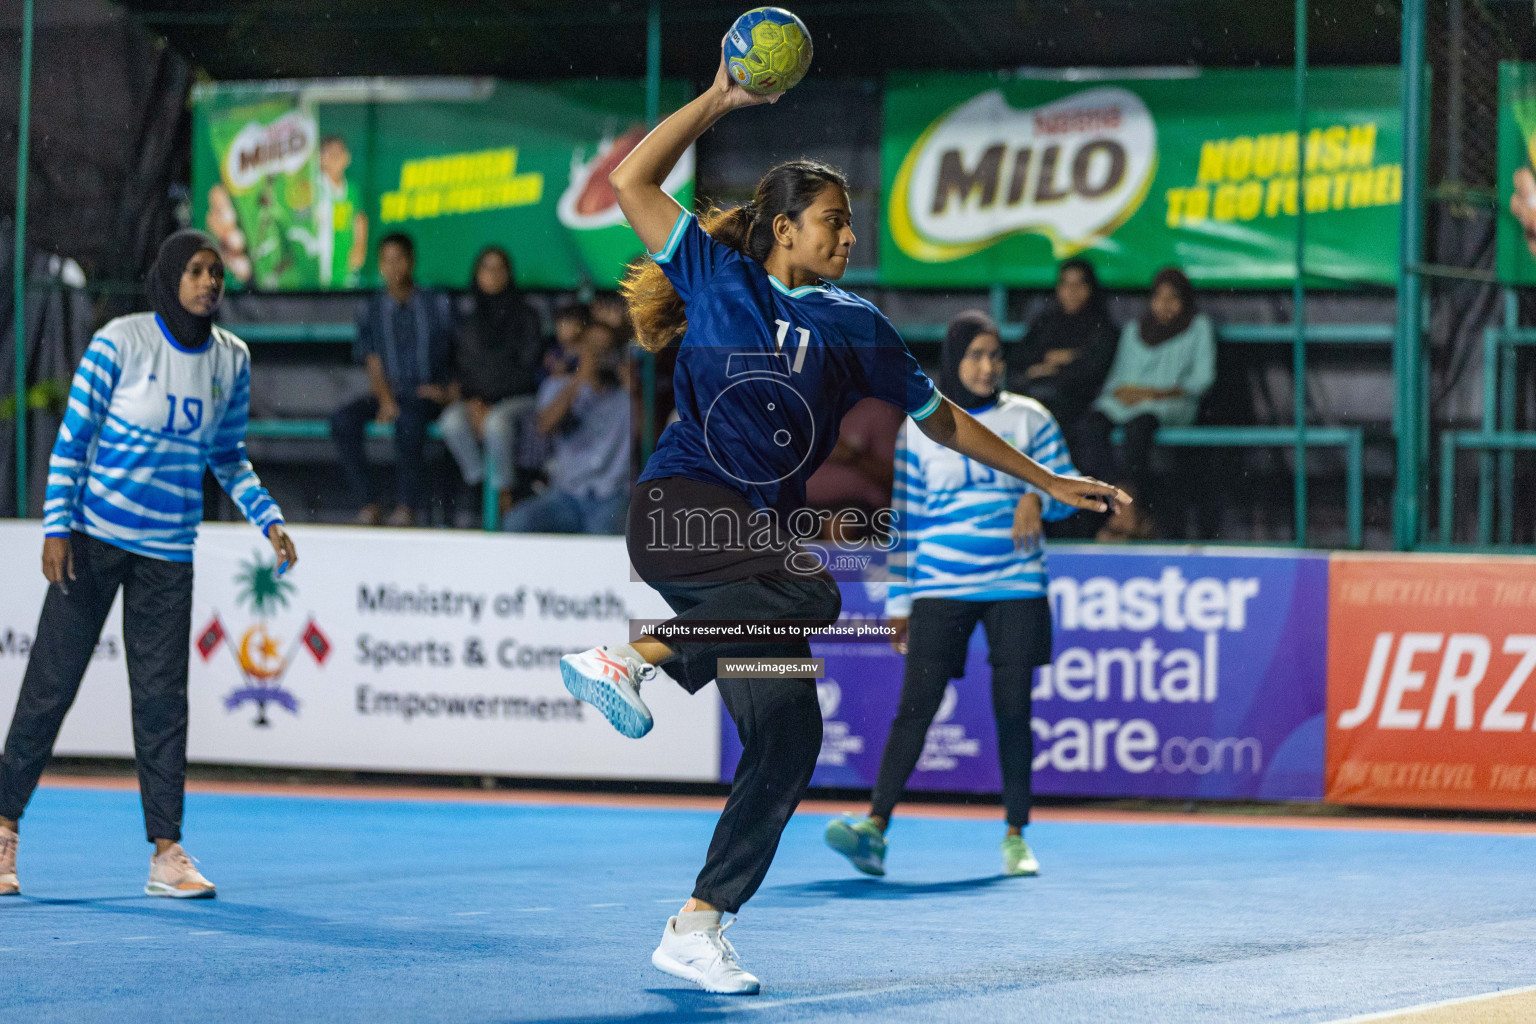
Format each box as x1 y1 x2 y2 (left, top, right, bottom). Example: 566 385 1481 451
724 8 813 97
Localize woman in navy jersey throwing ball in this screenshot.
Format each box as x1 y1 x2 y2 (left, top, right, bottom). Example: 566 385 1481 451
558 45 1129 994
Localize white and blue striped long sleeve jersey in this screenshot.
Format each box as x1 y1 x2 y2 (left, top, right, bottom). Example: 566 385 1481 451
885 392 1078 617
43 313 283 562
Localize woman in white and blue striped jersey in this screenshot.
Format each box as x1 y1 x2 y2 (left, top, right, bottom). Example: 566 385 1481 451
826 311 1081 880
0 230 297 900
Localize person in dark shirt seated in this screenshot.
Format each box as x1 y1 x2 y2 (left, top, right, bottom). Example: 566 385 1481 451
331 232 453 527
551 300 591 357
437 246 545 519
589 291 633 343
1008 258 1119 431
503 321 631 535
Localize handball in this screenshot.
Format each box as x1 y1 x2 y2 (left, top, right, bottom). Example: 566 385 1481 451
724 8 813 97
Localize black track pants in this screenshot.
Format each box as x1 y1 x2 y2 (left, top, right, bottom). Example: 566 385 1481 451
627 477 839 912
0 531 194 842
871 597 1051 829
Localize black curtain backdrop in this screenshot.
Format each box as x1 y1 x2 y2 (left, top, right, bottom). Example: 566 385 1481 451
0 0 190 286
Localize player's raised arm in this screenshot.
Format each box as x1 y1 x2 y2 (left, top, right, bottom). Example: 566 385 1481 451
916 397 1131 514
609 46 775 252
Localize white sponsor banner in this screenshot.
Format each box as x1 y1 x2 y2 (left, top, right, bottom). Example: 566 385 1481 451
0 522 719 782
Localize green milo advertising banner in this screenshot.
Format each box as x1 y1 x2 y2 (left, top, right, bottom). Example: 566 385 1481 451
880 68 1403 288
1497 62 1536 285
192 79 693 291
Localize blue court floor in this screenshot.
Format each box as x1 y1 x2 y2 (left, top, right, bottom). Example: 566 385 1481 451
2 784 1534 1023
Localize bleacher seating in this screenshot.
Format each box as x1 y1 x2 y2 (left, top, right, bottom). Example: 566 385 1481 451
224 317 1386 547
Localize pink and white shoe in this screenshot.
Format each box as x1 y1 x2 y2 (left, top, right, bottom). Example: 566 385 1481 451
0 825 18 896
560 646 656 738
146 843 216 899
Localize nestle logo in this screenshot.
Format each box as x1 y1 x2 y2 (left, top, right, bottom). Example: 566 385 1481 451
1033 106 1123 135
237 123 310 174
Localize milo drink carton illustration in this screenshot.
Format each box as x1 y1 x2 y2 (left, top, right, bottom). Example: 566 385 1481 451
557 125 695 288
205 96 323 289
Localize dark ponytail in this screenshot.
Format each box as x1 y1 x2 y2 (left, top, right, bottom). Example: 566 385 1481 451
621 159 847 352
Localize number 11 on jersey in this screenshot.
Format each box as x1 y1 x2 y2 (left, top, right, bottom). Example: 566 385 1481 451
774 319 812 374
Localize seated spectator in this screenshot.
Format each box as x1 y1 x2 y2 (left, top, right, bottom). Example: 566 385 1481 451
1009 258 1118 430
437 247 545 519
1075 267 1214 541
589 291 632 341
503 322 631 535
514 301 591 492
332 232 453 527
550 300 590 361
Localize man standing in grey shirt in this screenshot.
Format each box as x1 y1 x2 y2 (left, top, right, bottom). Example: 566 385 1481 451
503 322 632 534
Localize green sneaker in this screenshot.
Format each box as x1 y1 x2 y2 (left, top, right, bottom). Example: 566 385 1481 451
824 815 887 876
1001 834 1039 877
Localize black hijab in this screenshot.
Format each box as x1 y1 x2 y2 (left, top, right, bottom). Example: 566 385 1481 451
470 246 521 348
939 310 1001 411
148 229 222 350
455 245 543 401
1010 258 1119 424
1139 267 1197 347
1020 258 1113 352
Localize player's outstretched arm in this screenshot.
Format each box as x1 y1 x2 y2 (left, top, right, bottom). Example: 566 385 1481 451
610 45 775 252
915 398 1130 514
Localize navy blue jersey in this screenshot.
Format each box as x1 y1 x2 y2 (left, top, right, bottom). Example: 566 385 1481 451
639 212 940 514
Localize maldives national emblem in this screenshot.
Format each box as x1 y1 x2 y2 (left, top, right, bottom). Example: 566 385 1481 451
195 551 330 727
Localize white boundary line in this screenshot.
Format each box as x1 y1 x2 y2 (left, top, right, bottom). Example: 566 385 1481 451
1323 983 1536 1023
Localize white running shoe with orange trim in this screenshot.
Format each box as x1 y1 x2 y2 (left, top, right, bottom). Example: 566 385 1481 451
0 825 17 896
560 646 656 738
145 843 216 898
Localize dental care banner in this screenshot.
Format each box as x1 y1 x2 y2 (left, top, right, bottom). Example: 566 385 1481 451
191 78 693 291
0 523 718 782
722 547 1328 800
880 68 1402 287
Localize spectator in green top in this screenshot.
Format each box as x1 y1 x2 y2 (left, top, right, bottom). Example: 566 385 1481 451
1074 267 1214 541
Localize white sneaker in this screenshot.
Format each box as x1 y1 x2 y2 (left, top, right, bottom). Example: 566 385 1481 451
651 916 761 994
560 646 656 738
0 825 17 896
145 843 216 898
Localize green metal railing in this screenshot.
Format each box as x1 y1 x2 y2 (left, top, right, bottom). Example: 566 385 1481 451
11 0 34 516
1440 430 1536 546
1110 424 1365 549
1394 0 1429 549
1292 0 1309 549
232 315 1381 547
1439 306 1536 547
222 319 1396 348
